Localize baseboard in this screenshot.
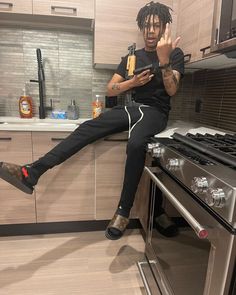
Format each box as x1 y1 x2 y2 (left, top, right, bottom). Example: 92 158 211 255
0 219 141 237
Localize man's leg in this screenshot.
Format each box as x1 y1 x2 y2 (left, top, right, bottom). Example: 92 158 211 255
0 107 129 193
105 107 168 240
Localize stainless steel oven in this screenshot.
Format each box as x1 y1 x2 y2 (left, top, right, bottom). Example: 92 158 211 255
138 132 236 295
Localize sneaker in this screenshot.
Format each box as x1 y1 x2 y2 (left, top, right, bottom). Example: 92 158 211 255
0 162 34 194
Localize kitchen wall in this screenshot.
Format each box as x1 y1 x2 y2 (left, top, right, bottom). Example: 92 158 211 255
170 67 236 132
0 26 113 118
1 26 236 133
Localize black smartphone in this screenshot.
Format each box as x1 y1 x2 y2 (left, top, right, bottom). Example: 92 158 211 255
133 64 154 75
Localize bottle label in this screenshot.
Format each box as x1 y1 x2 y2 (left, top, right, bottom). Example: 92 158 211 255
20 101 30 115
93 107 102 118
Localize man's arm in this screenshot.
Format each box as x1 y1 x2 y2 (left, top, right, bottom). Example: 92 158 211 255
107 71 154 96
156 23 182 96
107 74 133 96
161 67 181 96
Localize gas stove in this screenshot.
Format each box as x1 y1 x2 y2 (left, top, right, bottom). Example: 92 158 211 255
147 131 236 230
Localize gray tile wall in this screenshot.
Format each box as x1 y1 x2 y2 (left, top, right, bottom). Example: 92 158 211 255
0 27 113 118
170 67 236 132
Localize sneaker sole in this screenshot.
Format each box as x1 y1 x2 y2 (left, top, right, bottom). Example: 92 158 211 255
0 166 33 194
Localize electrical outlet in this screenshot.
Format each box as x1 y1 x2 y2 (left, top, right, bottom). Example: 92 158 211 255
195 98 202 113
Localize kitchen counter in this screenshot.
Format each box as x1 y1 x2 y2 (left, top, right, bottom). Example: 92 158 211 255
0 117 228 135
0 117 91 132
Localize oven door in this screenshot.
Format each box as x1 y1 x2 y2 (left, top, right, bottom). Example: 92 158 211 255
140 166 234 295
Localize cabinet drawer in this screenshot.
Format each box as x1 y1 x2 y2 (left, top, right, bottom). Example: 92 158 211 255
0 131 36 225
33 0 94 19
0 0 32 14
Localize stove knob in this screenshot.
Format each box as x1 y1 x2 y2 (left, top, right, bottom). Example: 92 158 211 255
147 143 158 152
205 188 226 208
152 146 162 158
166 158 179 170
147 142 162 157
191 177 208 193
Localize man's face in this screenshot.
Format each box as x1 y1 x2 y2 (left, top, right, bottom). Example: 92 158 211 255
142 15 164 51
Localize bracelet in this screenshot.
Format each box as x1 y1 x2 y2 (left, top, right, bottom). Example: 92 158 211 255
159 62 172 70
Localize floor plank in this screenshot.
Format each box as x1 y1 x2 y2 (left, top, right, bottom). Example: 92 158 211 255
0 229 146 295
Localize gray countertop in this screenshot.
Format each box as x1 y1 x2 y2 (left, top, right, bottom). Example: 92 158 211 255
0 117 228 136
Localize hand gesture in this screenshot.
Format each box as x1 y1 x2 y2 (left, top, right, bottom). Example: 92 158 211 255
156 23 180 65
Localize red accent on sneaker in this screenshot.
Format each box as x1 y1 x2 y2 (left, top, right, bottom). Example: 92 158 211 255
21 167 29 178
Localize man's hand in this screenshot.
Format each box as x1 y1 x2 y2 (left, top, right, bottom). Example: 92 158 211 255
131 69 154 87
156 23 180 65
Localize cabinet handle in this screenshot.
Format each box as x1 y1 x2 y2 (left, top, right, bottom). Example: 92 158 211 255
51 138 66 142
183 54 191 63
0 137 12 141
0 2 13 10
51 6 77 16
200 46 211 57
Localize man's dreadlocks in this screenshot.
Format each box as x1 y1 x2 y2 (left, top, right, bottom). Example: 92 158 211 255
136 1 172 30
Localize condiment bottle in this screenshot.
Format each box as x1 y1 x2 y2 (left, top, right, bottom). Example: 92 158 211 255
92 95 102 118
19 88 33 118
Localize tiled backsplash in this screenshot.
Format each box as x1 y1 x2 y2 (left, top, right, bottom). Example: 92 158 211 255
0 27 113 118
170 67 236 132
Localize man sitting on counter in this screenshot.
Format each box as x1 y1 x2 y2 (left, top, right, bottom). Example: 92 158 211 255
0 1 184 240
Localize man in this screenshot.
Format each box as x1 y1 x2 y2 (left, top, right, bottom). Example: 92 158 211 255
0 1 184 240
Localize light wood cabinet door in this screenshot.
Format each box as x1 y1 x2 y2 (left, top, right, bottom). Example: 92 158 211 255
33 0 94 19
0 131 36 224
94 0 173 68
95 133 143 220
176 0 214 63
0 0 32 14
95 138 127 219
32 132 95 222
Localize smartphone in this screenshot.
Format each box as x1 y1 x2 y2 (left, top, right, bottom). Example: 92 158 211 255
133 64 154 75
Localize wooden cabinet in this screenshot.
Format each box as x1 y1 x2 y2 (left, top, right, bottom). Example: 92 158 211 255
95 133 147 222
0 0 32 14
94 0 174 68
95 136 127 219
32 0 94 19
0 131 36 224
32 132 95 222
176 0 214 63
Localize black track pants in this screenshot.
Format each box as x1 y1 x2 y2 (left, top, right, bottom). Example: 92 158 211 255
31 106 168 213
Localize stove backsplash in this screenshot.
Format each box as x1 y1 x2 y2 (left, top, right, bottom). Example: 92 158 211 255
170 67 236 132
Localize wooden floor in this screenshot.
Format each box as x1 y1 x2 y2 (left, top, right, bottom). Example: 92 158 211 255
0 229 146 295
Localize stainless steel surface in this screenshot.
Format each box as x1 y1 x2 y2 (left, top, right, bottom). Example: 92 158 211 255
137 261 160 295
211 0 236 52
144 167 235 295
145 166 208 239
154 144 236 226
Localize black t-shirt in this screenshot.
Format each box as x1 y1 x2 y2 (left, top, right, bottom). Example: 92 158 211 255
115 47 184 115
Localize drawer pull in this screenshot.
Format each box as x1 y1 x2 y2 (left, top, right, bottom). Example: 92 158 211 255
51 5 77 16
184 53 191 63
0 137 12 141
51 138 66 142
0 2 13 10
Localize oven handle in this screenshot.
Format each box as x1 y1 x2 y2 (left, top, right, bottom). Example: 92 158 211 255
144 166 208 239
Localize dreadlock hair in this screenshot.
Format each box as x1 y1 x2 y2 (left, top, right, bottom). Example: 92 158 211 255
136 1 172 30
